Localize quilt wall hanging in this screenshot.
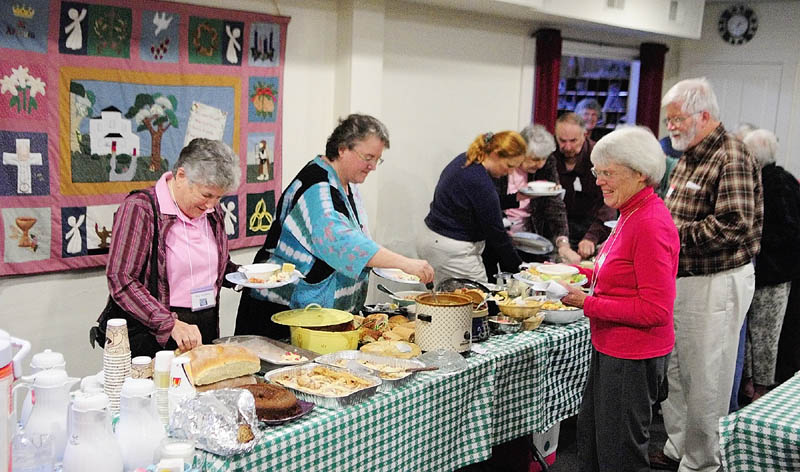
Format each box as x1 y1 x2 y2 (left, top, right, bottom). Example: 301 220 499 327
0 0 288 275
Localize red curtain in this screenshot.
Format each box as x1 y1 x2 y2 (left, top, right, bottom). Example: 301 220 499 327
636 42 669 135
533 29 562 133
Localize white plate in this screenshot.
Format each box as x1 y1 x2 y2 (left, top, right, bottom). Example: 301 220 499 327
511 232 554 255
225 270 302 289
518 188 563 197
605 220 618 229
373 268 422 284
513 271 587 287
541 308 585 324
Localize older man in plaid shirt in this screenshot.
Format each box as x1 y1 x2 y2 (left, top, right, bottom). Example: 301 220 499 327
650 78 764 472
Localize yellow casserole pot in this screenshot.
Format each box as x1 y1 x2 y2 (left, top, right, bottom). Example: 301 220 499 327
271 304 359 354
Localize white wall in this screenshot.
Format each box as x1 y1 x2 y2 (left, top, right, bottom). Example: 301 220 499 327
668 1 800 175
10 0 787 381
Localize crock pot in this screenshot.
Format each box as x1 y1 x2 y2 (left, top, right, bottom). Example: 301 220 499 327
271 304 359 354
415 294 472 353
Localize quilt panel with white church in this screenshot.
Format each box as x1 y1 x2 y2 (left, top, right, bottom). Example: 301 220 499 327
0 0 287 275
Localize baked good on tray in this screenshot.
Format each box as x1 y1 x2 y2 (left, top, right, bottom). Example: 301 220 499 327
184 344 261 386
238 383 301 421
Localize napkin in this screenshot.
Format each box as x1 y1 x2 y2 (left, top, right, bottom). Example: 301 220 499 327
544 281 569 300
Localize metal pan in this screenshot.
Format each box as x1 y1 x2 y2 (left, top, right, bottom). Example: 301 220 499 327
265 363 381 409
315 350 425 393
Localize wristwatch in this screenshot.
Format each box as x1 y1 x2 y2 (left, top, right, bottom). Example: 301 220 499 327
555 236 569 247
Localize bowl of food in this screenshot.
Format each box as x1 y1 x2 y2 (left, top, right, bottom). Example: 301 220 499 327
488 316 521 335
539 300 585 324
526 180 560 193
496 296 545 320
522 313 545 331
240 263 281 282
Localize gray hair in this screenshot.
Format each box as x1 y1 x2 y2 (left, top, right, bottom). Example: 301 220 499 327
575 98 602 115
661 77 720 120
520 124 556 159
590 126 666 187
325 114 390 160
556 112 586 130
173 138 240 192
743 129 778 167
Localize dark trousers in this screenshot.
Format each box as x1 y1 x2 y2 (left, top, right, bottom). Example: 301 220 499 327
234 288 290 340
577 348 669 472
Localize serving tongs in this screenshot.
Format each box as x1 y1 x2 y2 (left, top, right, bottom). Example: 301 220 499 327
376 283 406 303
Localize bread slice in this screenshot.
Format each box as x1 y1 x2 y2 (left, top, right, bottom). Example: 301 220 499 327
185 344 260 386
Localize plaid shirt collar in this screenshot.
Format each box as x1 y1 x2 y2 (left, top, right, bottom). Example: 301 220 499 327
684 123 726 164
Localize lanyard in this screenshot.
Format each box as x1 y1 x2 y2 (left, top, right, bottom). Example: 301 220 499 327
169 181 212 287
589 194 652 295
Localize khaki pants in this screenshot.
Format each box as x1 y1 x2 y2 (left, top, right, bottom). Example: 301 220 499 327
662 263 755 472
415 225 486 287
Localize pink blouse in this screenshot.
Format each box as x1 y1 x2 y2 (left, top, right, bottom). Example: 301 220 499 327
578 187 680 359
155 173 219 308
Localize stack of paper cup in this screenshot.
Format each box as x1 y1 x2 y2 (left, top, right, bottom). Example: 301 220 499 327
131 356 153 379
103 318 132 413
153 351 174 426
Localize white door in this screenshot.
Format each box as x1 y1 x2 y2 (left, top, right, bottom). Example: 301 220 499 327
681 63 783 132
682 62 782 138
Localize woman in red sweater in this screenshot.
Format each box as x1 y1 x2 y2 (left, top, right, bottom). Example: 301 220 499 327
561 126 680 472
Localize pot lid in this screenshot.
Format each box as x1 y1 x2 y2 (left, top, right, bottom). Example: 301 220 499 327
121 378 155 398
31 349 65 370
271 303 353 327
73 392 109 412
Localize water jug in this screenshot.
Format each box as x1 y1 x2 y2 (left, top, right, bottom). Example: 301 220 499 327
20 349 66 424
115 378 165 471
62 392 123 472
12 369 79 463
0 330 30 472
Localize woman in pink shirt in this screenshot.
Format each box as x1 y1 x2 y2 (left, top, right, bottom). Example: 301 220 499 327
100 139 240 357
560 127 680 472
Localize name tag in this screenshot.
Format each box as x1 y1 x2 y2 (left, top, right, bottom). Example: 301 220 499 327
686 181 701 191
190 285 216 312
573 176 582 192
666 185 675 199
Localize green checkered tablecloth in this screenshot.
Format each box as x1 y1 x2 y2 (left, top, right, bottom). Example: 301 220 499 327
720 372 800 472
200 319 590 472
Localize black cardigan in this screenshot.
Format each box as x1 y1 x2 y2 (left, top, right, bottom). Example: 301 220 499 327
755 163 800 286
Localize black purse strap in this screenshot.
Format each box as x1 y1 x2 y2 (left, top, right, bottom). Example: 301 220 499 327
129 189 160 298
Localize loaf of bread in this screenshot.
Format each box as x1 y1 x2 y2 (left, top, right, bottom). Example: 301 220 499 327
185 344 261 386
195 375 258 392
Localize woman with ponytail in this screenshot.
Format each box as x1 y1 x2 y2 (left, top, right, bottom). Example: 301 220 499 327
417 131 527 285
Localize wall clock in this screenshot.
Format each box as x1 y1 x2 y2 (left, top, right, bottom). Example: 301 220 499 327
718 4 758 45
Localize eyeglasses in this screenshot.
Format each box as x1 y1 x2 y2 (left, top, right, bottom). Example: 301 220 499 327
353 149 384 166
590 168 617 179
663 111 702 127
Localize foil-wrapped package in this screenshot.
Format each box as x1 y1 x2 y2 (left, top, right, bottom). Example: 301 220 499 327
168 388 261 456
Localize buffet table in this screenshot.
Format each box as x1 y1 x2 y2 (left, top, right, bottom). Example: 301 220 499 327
719 372 800 472
200 320 591 472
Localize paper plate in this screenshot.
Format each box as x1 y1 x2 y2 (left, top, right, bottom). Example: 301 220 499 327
373 268 422 284
262 399 315 426
518 187 563 197
225 270 302 289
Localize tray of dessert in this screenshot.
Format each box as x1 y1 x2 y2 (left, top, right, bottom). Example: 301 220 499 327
265 363 381 408
213 335 317 366
315 350 426 393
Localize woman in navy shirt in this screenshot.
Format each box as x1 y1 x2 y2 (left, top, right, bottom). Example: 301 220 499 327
417 131 527 285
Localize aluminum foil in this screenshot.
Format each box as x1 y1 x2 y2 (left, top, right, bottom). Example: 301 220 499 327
265 363 381 409
169 389 262 456
315 350 425 393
